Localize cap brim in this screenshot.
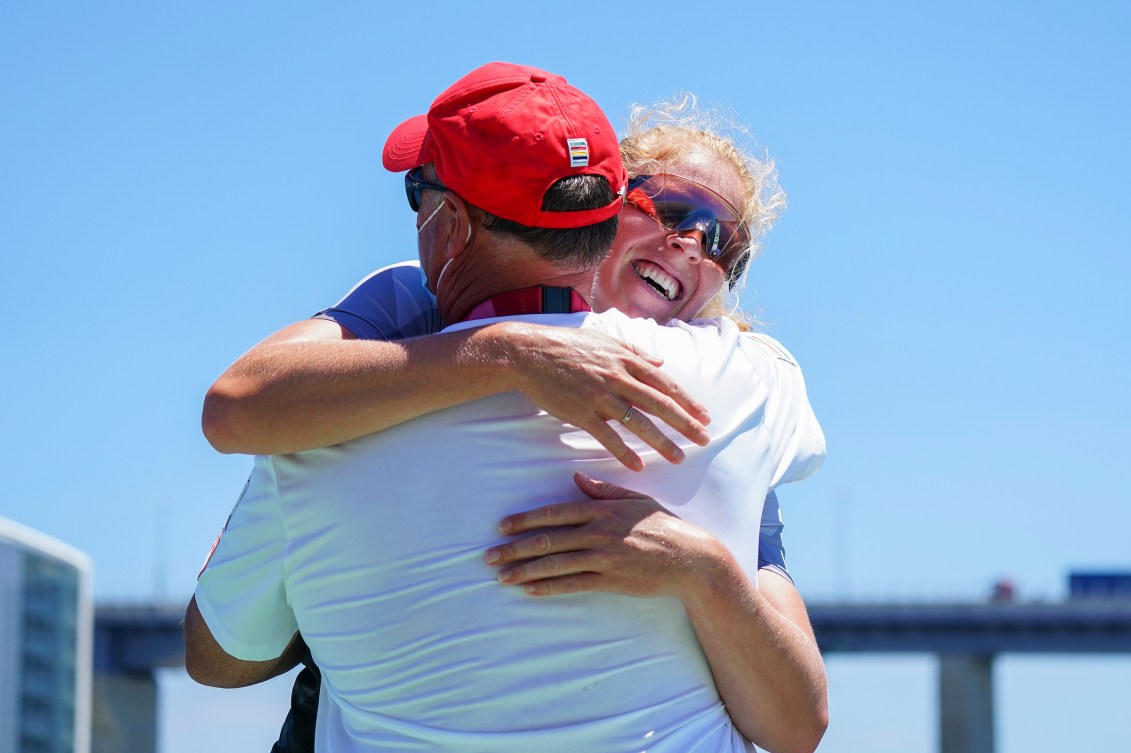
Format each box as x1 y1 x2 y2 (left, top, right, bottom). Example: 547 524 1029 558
382 114 430 172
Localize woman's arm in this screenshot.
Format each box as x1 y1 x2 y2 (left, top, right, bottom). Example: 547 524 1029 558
485 473 828 753
691 564 827 753
203 319 711 470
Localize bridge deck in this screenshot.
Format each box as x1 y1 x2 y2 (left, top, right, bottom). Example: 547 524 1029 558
94 599 1131 674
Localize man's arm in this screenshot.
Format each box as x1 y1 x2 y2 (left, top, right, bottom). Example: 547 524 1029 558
187 456 299 689
486 473 827 753
183 596 302 688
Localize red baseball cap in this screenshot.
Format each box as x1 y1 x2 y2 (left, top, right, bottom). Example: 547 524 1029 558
382 62 626 229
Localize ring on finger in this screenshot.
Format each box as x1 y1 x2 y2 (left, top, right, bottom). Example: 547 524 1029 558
620 406 635 425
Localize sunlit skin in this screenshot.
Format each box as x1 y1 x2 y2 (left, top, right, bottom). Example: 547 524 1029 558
591 147 745 322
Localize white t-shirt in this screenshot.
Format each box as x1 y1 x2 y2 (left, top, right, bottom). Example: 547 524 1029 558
195 309 825 753
314 260 794 580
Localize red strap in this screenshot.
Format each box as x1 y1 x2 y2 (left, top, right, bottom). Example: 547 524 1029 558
461 286 590 322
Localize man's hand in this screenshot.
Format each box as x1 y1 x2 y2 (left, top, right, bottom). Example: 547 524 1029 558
485 323 711 471
484 472 725 597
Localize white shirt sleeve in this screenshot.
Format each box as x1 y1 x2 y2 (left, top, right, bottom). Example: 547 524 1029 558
193 456 298 661
740 332 826 489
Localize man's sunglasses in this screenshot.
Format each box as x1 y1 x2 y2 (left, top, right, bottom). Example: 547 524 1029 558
404 167 450 212
625 174 751 287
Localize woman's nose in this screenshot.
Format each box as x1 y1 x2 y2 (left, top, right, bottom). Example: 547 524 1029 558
666 231 705 263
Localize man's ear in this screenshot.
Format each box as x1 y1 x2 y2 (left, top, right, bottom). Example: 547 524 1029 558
440 192 476 258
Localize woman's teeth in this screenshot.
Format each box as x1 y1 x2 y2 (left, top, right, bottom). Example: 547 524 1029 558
632 261 681 301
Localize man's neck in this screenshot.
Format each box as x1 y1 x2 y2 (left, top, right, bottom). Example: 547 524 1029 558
461 286 591 323
436 242 595 324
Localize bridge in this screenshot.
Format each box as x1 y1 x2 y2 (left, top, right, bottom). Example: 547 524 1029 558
92 599 1131 753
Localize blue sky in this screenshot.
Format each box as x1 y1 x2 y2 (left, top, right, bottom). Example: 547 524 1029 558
3 2 1129 751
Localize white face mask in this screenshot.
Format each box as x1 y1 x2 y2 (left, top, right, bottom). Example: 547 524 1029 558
418 196 472 242
432 257 455 294
417 197 447 235
418 198 470 294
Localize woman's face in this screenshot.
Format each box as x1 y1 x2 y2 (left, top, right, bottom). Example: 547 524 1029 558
590 148 745 323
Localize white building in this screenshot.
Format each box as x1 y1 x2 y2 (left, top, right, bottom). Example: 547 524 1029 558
0 517 92 753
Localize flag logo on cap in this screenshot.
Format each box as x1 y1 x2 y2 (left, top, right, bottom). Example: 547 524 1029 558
567 138 590 167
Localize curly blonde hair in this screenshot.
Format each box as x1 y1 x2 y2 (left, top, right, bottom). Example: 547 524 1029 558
619 94 786 326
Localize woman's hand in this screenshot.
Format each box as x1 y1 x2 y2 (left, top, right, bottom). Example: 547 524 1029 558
484 472 724 598
485 472 829 752
479 322 711 471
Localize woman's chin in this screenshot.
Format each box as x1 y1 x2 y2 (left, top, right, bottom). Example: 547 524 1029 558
616 295 680 323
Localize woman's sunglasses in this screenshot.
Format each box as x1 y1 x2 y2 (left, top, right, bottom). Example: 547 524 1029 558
625 174 751 287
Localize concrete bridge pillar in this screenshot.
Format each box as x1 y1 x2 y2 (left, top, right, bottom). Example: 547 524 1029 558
92 605 183 753
939 653 995 753
91 673 158 753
